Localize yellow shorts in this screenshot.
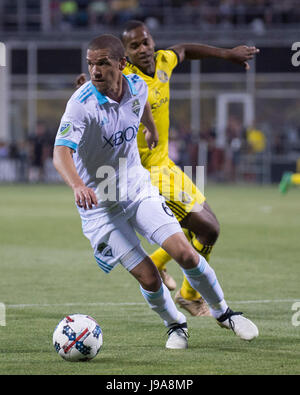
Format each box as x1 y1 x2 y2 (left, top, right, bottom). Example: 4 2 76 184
148 159 206 222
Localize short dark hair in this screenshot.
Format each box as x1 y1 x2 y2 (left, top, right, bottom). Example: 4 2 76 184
87 34 125 60
121 20 148 42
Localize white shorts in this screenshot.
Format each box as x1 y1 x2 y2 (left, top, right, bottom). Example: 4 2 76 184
82 195 182 274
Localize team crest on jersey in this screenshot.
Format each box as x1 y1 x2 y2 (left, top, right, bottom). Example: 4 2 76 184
59 122 72 137
157 70 169 83
178 191 193 204
153 88 161 99
132 99 141 116
97 242 113 257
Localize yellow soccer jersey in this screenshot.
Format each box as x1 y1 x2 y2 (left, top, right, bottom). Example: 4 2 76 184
123 49 178 169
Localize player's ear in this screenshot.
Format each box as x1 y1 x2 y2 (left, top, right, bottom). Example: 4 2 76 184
119 57 127 71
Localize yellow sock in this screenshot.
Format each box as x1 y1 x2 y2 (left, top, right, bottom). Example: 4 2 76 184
150 228 192 271
180 276 201 300
150 248 171 271
180 234 213 301
291 173 300 185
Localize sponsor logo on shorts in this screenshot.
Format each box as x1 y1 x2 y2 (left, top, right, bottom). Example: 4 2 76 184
97 242 113 257
162 202 174 217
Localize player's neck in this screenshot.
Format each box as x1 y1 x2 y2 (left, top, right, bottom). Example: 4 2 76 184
138 60 155 77
105 74 124 103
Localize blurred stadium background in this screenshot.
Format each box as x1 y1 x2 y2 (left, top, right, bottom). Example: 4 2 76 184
0 0 300 185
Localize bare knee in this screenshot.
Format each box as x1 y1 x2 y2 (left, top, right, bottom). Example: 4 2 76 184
182 204 220 245
173 245 199 270
130 256 162 291
202 219 220 245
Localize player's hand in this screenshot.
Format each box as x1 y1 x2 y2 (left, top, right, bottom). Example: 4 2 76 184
75 73 88 89
226 46 260 70
73 185 98 210
143 127 159 150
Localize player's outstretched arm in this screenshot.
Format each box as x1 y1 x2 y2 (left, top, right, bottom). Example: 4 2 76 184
141 102 159 150
53 145 98 210
169 43 260 70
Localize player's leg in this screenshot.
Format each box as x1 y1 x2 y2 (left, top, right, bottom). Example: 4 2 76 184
122 250 189 349
174 201 219 315
279 172 300 194
150 162 219 316
161 231 259 341
83 215 188 349
134 195 259 341
127 254 188 349
150 228 191 291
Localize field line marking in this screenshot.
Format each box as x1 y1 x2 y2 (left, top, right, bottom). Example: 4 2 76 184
6 298 300 309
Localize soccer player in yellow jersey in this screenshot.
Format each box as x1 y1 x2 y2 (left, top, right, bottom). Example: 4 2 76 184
121 20 259 316
279 172 300 194
76 21 259 316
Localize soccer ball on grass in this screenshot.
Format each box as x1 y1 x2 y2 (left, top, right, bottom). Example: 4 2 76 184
53 314 103 361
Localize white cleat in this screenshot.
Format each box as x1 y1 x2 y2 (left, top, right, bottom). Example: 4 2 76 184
217 308 259 341
166 323 189 349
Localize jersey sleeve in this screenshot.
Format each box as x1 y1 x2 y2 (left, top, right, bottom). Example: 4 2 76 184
158 49 179 73
54 99 87 152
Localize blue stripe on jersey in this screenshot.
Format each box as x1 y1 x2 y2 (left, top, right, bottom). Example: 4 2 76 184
94 256 113 273
77 84 92 100
90 83 108 105
123 74 138 96
79 91 93 103
55 138 78 152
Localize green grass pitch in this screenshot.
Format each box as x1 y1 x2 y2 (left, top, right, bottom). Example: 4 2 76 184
0 183 300 375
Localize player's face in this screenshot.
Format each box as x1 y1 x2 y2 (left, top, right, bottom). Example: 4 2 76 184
123 26 155 72
86 48 125 95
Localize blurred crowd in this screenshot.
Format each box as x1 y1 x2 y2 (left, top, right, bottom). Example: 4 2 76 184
168 115 300 182
1 0 300 32
0 122 56 182
48 0 300 30
1 116 300 182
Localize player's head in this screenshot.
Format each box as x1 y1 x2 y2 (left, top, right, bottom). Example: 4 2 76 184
121 20 155 72
86 34 127 94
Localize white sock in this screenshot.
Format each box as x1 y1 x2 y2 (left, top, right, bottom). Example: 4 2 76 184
182 255 228 319
140 283 186 327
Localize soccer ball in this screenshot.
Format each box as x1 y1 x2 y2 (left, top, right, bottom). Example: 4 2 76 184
53 314 103 362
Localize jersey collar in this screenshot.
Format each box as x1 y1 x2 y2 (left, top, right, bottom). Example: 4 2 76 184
122 74 138 96
89 75 137 106
89 82 108 105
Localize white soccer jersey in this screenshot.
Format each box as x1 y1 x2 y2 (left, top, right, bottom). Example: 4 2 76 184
55 74 153 220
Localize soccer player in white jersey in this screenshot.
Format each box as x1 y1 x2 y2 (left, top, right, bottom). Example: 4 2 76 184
53 34 259 349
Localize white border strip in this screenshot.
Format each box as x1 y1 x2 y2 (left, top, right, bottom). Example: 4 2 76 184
6 299 300 309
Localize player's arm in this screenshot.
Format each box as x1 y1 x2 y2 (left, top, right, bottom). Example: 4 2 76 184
169 43 259 70
140 101 159 150
53 145 98 210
